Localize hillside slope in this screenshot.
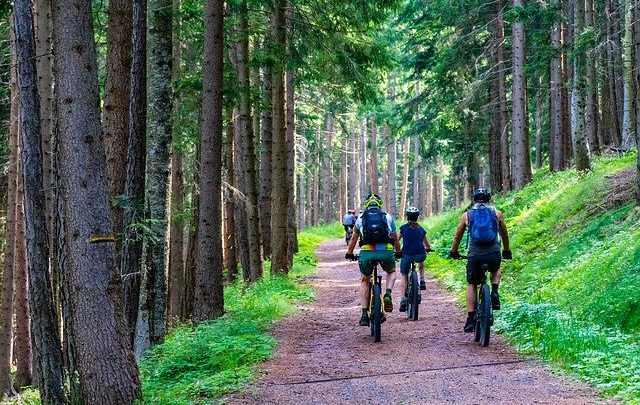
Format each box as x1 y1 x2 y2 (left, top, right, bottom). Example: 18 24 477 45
423 153 640 403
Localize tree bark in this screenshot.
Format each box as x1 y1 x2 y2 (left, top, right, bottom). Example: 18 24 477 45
387 133 397 217
495 0 510 191
143 0 173 347
223 115 238 281
13 3 66 403
13 157 32 389
51 0 141 402
535 86 543 169
584 0 599 154
572 0 590 171
285 35 297 261
0 27 17 397
550 0 566 172
322 114 334 223
412 135 420 208
621 0 634 149
121 0 147 345
167 0 184 326
233 110 251 281
259 63 273 258
33 0 57 318
605 0 623 147
368 119 379 194
103 0 133 247
433 157 444 214
311 131 319 225
194 0 224 322
270 0 290 274
359 119 367 203
237 0 263 281
399 137 410 216
511 0 532 189
298 135 307 228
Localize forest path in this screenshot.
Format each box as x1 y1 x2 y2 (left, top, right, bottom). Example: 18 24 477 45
226 239 613 404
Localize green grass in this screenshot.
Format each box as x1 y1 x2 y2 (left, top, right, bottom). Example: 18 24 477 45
2 224 340 405
422 153 640 403
139 223 340 404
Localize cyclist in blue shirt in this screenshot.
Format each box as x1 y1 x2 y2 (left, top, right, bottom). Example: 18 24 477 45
398 206 433 312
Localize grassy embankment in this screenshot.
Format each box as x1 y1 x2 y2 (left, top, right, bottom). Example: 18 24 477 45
2 224 340 405
422 153 640 403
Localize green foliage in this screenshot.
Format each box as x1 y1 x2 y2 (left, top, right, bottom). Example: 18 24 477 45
423 153 640 403
139 224 336 404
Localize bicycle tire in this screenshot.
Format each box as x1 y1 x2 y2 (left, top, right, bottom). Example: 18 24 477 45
409 270 419 321
372 284 382 342
479 284 492 347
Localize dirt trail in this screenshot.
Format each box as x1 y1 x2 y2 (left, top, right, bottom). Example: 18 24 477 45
227 239 613 404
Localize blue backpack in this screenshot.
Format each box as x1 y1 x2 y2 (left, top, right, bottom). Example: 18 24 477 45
468 204 498 246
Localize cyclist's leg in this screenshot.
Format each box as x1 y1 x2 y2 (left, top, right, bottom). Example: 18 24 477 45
399 256 410 293
357 253 374 324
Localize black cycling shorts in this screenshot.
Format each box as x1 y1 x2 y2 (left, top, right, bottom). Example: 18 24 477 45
466 253 501 285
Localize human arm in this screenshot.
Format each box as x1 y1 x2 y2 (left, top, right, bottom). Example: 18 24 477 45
423 233 433 252
496 210 511 258
450 213 468 255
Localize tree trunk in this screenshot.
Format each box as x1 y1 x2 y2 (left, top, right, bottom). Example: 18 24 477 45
550 0 566 172
235 0 262 281
259 63 273 258
103 0 133 248
412 136 420 207
489 2 503 192
285 0 297 261
233 111 250 281
535 86 543 169
311 132 319 225
359 119 368 203
0 27 17 397
433 157 444 214
495 0 511 191
572 0 591 171
121 0 147 345
270 0 290 274
33 0 57 319
194 0 224 323
13 3 66 403
634 0 640 204
13 157 32 389
223 115 238 281
584 0 599 154
322 114 334 223
167 0 184 326
51 0 141 402
387 135 397 217
298 136 307 228
605 0 623 147
368 119 379 194
425 171 433 217
142 0 173 347
511 0 532 189
621 0 634 149
399 137 410 216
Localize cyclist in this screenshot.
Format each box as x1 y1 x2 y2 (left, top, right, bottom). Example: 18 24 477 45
342 209 357 234
398 206 433 312
345 193 402 326
448 188 512 333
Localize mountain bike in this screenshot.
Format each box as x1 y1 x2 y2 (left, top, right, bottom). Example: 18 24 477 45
352 254 384 342
455 256 493 347
405 260 421 321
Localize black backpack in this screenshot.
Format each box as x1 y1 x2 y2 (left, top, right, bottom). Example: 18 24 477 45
360 207 390 245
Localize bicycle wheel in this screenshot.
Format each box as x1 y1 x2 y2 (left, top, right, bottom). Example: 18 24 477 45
478 284 492 347
408 270 419 321
372 284 382 342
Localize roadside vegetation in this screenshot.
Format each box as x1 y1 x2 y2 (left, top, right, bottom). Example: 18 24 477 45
424 153 640 404
138 224 339 404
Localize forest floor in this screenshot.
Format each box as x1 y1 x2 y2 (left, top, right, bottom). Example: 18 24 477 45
226 239 614 404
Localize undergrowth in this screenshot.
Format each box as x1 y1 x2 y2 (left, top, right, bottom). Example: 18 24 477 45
139 223 339 404
423 153 640 403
